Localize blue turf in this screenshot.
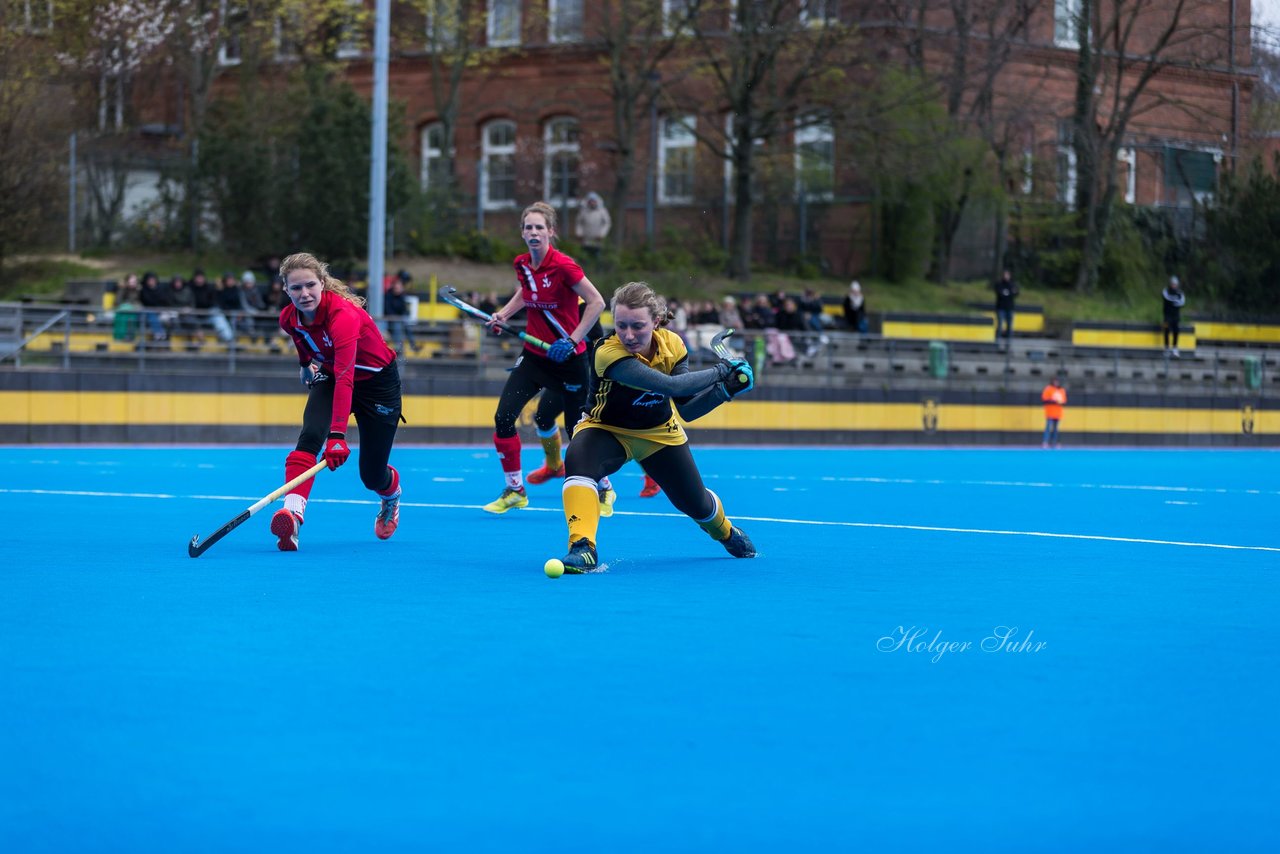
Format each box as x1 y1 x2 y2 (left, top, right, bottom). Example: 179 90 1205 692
1 447 1277 850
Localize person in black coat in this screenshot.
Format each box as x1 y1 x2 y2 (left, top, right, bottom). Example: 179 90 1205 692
1162 275 1186 357
992 269 1018 349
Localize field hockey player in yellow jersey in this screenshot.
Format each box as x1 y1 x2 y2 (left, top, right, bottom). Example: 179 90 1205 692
550 282 757 573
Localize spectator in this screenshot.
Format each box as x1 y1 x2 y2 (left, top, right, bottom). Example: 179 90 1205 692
384 271 419 356
719 295 744 330
1041 376 1067 449
843 280 867 332
137 271 170 341
574 191 611 267
693 299 720 326
112 273 140 341
800 288 828 331
192 269 233 343
237 270 268 341
1162 275 1186 357
993 268 1018 350
478 291 500 316
745 294 776 330
775 297 805 332
667 297 690 345
167 275 202 342
216 272 243 340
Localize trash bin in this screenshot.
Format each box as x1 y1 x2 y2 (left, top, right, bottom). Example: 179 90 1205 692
1245 355 1262 390
928 341 949 378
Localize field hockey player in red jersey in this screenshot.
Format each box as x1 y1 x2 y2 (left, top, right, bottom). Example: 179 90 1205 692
548 281 757 574
270 252 405 550
481 200 610 515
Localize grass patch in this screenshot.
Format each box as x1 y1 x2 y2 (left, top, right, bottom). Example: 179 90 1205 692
0 258 104 300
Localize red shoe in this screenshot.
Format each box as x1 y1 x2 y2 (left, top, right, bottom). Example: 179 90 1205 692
639 475 661 498
375 489 400 540
526 463 565 484
270 508 303 551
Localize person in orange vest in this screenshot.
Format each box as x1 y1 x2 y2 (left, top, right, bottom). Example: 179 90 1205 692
1041 376 1067 448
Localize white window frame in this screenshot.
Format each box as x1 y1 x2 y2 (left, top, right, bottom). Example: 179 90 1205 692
1054 0 1082 49
794 112 835 202
425 0 460 49
420 123 453 192
481 119 518 210
543 118 581 205
663 0 694 37
335 0 365 60
217 0 245 66
19 0 53 33
488 0 521 47
799 0 838 27
1163 145 1223 205
1058 143 1077 208
274 13 302 61
659 114 696 206
1021 147 1034 195
549 0 584 44
1117 146 1136 204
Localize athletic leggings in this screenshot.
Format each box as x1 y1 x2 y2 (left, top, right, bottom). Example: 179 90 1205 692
494 350 590 438
565 430 714 520
297 362 402 493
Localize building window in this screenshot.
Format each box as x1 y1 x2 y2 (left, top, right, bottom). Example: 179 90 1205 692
723 114 764 204
795 112 834 201
274 12 302 61
1057 122 1077 207
549 0 583 43
421 123 452 192
218 1 247 66
17 0 53 32
1163 146 1219 204
1117 147 1136 204
663 0 695 36
799 0 838 27
482 120 518 209
335 0 364 59
544 118 581 204
425 0 460 48
1054 0 1082 49
659 114 696 205
488 0 520 47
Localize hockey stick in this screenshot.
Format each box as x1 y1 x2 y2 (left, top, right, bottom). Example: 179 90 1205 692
539 307 573 340
188 460 327 558
710 328 751 385
439 286 551 351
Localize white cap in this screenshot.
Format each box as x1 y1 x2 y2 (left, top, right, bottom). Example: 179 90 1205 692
1169 275 1180 286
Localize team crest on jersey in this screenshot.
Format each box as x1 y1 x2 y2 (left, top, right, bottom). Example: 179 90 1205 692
633 391 666 407
322 332 332 347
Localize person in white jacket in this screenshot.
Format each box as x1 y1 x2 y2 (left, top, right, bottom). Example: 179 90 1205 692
574 192 612 266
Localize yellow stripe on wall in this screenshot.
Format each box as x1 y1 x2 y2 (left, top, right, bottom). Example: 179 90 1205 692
881 322 995 342
1072 328 1198 350
1 391 1273 436
1194 321 1280 344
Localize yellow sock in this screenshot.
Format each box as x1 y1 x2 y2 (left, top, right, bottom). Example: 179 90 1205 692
563 477 600 547
695 490 732 541
537 428 562 470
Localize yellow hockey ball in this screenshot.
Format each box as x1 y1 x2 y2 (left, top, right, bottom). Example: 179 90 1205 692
544 558 565 579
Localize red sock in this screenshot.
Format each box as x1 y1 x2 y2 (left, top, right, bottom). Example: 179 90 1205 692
378 465 400 497
494 433 523 475
285 450 318 500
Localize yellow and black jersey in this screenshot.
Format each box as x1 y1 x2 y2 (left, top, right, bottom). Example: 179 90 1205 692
583 328 689 432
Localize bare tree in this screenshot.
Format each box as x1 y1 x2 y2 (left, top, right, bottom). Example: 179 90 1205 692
1070 0 1240 292
591 0 695 249
871 1 1043 284
0 32 73 268
675 0 857 280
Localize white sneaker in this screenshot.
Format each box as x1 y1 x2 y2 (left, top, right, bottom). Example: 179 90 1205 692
270 508 302 551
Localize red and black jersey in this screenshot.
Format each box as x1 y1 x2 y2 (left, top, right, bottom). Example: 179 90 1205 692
513 246 586 357
279 291 396 435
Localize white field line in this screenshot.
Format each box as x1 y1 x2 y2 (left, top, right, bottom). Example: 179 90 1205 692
2 488 1277 554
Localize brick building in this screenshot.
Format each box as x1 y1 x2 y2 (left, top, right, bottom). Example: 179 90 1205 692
141 1 1255 278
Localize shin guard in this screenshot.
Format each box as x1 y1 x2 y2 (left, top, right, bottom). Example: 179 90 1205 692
695 490 732 541
285 450 319 501
563 476 601 548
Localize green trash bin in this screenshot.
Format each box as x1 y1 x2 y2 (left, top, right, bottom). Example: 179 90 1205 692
928 341 949 378
1245 355 1262 390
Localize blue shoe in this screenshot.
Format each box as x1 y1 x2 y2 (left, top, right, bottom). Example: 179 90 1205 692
561 537 598 573
721 526 756 558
